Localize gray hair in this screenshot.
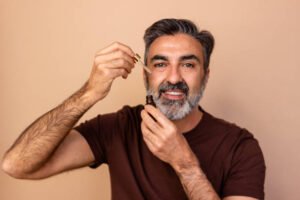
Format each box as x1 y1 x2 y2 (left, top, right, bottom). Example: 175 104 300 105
143 18 215 71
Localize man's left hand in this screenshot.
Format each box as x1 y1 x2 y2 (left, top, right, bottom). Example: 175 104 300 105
140 105 196 168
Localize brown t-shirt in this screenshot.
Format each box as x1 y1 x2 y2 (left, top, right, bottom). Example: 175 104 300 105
75 105 265 200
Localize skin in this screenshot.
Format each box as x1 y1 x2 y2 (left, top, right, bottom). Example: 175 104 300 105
2 35 258 200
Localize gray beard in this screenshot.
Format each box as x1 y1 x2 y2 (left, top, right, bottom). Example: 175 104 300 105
145 80 207 121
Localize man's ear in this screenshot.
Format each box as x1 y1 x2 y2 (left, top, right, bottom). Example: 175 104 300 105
206 68 210 77
142 69 147 88
203 68 210 85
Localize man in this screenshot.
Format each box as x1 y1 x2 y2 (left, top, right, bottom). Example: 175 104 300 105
2 19 265 200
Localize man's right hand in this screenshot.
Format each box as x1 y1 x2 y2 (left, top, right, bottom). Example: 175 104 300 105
1 42 136 179
86 42 136 102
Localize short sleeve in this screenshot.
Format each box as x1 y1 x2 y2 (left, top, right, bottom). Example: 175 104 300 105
222 130 266 199
74 112 118 168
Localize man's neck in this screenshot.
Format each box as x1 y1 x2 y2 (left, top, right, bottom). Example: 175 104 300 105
173 106 203 134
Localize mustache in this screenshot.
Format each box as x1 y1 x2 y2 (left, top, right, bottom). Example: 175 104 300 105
158 81 189 95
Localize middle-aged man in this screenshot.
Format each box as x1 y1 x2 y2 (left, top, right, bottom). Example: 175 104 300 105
2 18 266 200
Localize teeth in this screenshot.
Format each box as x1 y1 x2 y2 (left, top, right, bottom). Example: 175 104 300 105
165 91 183 96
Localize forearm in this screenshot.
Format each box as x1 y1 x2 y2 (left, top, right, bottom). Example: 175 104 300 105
173 154 220 200
2 82 96 175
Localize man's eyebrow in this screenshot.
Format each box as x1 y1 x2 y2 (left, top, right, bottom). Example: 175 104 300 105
179 54 201 63
150 55 168 63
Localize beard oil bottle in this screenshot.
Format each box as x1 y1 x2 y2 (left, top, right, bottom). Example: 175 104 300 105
146 95 156 107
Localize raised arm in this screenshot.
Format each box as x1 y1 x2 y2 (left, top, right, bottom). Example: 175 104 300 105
1 42 136 179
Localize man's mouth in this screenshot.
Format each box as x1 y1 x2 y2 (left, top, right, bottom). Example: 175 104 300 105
161 89 186 100
157 81 189 101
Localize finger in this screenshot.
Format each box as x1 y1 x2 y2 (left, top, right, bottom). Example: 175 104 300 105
93 59 132 80
141 109 161 134
141 121 159 147
96 41 135 57
97 67 129 80
95 57 133 74
112 68 129 79
109 58 134 74
143 135 156 153
96 50 136 66
144 105 170 127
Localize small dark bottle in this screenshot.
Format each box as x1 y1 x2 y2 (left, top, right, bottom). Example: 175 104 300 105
146 95 156 107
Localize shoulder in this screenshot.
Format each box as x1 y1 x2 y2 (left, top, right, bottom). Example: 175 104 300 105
202 109 256 142
201 111 266 199
203 109 265 170
198 109 264 163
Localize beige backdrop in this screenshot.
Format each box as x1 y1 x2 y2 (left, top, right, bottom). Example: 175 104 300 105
1 0 299 199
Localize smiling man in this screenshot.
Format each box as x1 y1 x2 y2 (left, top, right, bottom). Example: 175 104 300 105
2 19 266 200
145 33 207 120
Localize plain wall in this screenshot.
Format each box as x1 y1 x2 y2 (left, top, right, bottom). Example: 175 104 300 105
1 0 299 199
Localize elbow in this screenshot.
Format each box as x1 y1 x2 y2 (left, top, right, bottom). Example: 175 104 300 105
1 155 48 180
1 156 27 179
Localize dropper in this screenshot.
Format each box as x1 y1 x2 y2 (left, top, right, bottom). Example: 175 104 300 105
134 53 152 74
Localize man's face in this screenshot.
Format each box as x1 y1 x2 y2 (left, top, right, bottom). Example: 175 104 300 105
144 33 209 120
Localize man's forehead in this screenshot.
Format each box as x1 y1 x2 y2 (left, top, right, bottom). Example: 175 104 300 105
149 34 202 52
147 33 204 61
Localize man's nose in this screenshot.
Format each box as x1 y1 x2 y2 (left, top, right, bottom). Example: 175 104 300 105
166 65 183 84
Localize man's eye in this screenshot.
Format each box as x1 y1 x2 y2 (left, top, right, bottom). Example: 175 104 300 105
154 63 166 68
183 63 194 68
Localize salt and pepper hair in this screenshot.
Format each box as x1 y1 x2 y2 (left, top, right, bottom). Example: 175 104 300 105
143 18 215 71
